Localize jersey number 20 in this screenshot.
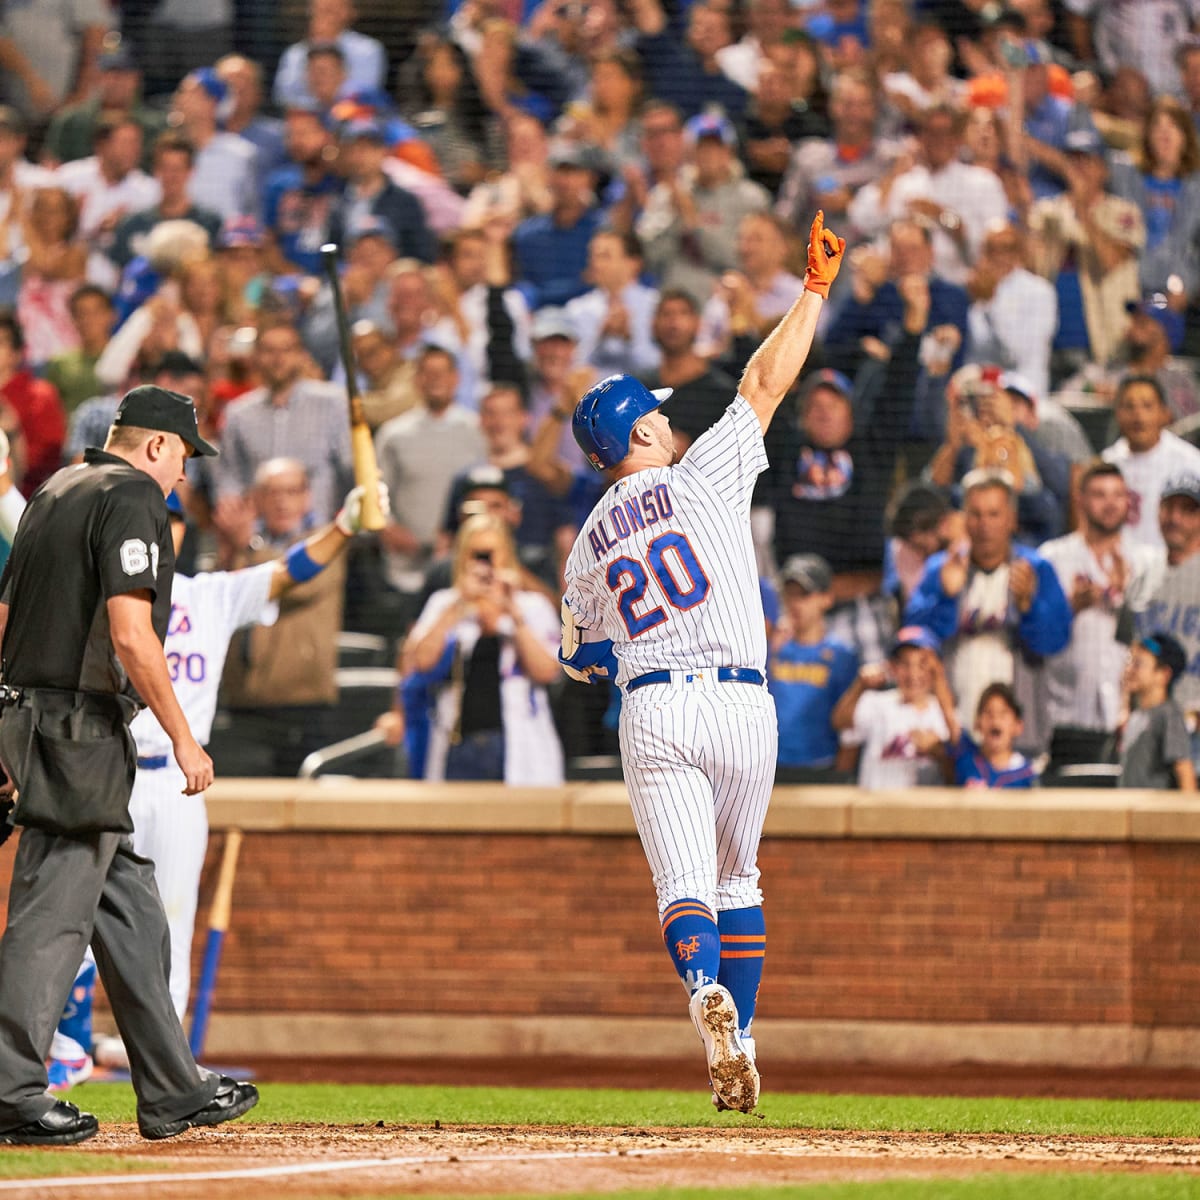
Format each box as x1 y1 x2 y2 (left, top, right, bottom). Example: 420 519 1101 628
606 532 710 637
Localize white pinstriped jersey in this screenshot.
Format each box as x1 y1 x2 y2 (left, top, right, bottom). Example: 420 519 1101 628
130 563 279 757
564 394 768 686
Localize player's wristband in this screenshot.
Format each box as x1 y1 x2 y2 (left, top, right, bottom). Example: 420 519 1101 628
285 542 324 583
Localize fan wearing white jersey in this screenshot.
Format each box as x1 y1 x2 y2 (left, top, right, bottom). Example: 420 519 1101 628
48 480 389 1090
560 212 844 1113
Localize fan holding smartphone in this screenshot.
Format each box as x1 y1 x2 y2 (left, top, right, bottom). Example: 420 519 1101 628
401 514 565 783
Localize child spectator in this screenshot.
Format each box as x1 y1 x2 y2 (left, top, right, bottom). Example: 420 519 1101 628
1119 634 1197 792
832 626 950 790
768 554 858 772
926 674 1037 790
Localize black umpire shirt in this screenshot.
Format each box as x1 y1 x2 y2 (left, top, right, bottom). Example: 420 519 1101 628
0 449 174 697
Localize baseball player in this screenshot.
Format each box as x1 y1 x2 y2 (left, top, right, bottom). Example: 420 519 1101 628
560 212 844 1113
48 480 389 1088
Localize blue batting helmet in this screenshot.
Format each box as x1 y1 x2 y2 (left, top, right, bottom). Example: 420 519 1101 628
572 374 673 472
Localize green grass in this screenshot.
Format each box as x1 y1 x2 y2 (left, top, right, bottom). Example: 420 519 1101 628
9 1086 1200 1199
305 1180 1200 1200
62 1081 1200 1138
0 1151 159 1179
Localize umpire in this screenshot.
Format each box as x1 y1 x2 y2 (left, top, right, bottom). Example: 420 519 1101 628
0 386 258 1145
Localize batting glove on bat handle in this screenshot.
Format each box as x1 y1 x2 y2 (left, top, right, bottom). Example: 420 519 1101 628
336 480 391 536
803 209 846 299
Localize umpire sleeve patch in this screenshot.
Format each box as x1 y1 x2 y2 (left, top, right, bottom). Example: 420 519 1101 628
120 538 150 577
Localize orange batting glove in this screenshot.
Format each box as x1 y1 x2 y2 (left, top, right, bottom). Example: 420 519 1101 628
803 210 846 299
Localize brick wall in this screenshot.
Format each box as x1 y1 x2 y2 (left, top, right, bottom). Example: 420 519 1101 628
2 819 1195 1030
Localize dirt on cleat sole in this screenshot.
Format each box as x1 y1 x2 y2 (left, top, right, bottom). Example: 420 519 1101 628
698 989 759 1114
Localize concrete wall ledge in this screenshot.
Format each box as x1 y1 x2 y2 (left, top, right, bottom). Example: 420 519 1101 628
204 780 1200 842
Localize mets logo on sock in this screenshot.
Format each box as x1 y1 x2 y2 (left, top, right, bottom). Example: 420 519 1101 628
675 935 701 961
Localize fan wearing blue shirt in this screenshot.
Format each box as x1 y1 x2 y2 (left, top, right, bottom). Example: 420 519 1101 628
933 677 1037 790
768 554 859 769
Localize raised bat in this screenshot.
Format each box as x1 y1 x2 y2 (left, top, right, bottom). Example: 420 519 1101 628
320 242 386 532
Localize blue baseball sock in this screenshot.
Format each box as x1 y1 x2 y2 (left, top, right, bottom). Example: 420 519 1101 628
661 898 721 994
718 906 765 1037
55 956 96 1061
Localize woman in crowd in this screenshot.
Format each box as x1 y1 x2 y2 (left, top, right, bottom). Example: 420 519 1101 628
963 107 1031 223
17 187 86 367
559 48 644 173
95 228 211 389
1110 96 1200 311
403 513 564 785
179 256 230 357
461 111 555 227
401 31 493 194
881 22 964 127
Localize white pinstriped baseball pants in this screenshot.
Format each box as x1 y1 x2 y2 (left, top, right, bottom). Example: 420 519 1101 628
128 764 208 1022
619 677 777 917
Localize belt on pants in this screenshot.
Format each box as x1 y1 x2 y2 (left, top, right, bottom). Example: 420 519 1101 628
624 667 764 693
137 755 170 770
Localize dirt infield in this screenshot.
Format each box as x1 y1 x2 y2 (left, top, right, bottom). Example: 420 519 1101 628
8 1059 1200 1199
8 1123 1200 1199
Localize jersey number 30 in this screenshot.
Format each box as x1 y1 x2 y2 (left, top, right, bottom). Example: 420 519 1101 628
606 532 710 637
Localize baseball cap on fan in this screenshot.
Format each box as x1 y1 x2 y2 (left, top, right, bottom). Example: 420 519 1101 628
1000 371 1037 409
530 307 578 343
112 386 219 457
347 213 397 249
684 111 738 148
779 553 833 594
217 216 264 250
1126 294 1185 353
1139 632 1188 688
799 367 853 403
460 463 511 498
1161 474 1200 506
1063 126 1105 157
890 625 941 657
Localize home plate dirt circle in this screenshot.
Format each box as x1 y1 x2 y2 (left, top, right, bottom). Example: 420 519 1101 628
11 1125 1200 1199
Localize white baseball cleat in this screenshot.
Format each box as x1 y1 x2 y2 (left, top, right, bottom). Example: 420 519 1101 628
711 1033 756 1111
92 1034 129 1070
689 984 759 1113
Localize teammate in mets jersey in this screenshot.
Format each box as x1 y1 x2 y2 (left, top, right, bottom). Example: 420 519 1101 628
560 212 844 1112
48 480 387 1089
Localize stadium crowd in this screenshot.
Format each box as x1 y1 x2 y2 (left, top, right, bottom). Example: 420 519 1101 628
0 0 1199 789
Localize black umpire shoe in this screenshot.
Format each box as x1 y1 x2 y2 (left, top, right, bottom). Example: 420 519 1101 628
139 1076 259 1141
0 1100 99 1145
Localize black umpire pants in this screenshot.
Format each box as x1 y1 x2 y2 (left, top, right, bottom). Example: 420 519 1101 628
0 828 217 1130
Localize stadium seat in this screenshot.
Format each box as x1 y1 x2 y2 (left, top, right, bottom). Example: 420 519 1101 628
1046 725 1117 767
294 669 402 779
336 631 391 669
299 728 405 780
1040 726 1119 788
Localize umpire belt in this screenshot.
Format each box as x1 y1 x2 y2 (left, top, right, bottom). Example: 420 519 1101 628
624 667 764 694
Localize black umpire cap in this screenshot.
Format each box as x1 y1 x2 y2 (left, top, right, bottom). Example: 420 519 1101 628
112 385 219 457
